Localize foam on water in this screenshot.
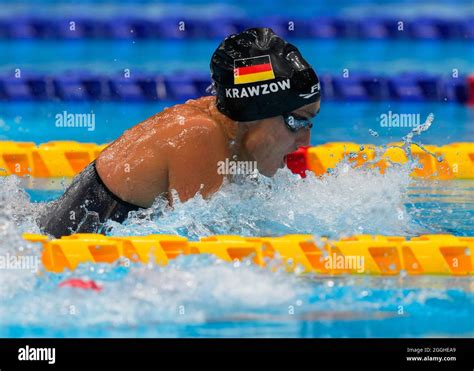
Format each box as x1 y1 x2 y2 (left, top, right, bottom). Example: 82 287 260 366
0 255 311 329
0 251 472 337
0 178 42 300
107 161 417 239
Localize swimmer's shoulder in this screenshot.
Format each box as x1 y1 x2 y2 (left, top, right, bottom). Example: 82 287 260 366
165 98 227 154
173 96 222 131
174 96 215 117
183 95 216 110
132 96 225 150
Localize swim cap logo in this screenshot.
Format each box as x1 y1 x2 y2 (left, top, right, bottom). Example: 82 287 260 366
299 82 321 99
233 55 275 85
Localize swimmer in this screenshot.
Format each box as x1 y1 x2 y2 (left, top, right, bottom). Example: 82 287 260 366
39 28 321 237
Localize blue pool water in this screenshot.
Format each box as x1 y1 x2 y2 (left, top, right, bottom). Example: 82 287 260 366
0 0 473 338
1 101 473 145
1 39 473 74
1 259 473 338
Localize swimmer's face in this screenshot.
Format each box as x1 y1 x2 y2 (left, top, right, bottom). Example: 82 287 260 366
244 100 320 177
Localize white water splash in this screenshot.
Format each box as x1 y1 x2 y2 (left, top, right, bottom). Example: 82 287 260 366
0 177 42 299
107 161 417 239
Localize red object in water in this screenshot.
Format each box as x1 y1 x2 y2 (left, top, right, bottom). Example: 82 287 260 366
467 75 474 106
286 146 309 178
59 278 102 291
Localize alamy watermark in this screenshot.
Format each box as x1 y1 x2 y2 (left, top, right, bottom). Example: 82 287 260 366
18 345 56 365
379 111 420 128
0 253 40 273
55 110 96 131
217 158 258 175
324 254 365 273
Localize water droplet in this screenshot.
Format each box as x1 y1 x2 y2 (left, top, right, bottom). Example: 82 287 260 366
369 129 379 137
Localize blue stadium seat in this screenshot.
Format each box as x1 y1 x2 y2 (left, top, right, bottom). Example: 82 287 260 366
164 72 200 100
0 75 33 100
409 18 443 39
0 19 10 38
80 73 111 100
438 19 464 39
7 18 37 39
105 17 139 39
133 72 166 100
333 18 359 38
156 18 189 39
350 72 391 100
332 75 369 101
283 19 312 38
416 73 442 100
443 77 468 103
57 18 107 39
318 74 334 100
130 19 159 38
56 18 88 39
358 18 392 39
206 17 244 39
109 74 147 101
53 72 90 101
28 17 59 39
308 18 339 38
193 72 212 95
25 72 55 100
461 19 474 39
110 79 145 100
388 73 425 101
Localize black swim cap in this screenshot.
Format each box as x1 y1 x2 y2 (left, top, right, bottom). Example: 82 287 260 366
210 28 320 122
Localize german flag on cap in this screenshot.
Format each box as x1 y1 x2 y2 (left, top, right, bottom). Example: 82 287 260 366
233 55 275 85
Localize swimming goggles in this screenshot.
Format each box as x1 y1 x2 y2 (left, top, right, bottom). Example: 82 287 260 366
282 113 313 132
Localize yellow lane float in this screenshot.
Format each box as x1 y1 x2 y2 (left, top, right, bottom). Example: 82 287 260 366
1 141 473 179
23 233 474 275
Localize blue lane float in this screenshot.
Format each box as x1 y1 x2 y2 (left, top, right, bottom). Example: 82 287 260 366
0 71 470 103
0 16 472 40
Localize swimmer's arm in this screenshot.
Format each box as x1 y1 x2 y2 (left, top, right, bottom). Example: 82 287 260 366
166 119 227 204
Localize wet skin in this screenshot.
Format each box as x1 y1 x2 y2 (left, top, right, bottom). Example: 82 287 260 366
95 96 321 208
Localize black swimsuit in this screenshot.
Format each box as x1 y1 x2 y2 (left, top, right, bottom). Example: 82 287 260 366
39 160 141 238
